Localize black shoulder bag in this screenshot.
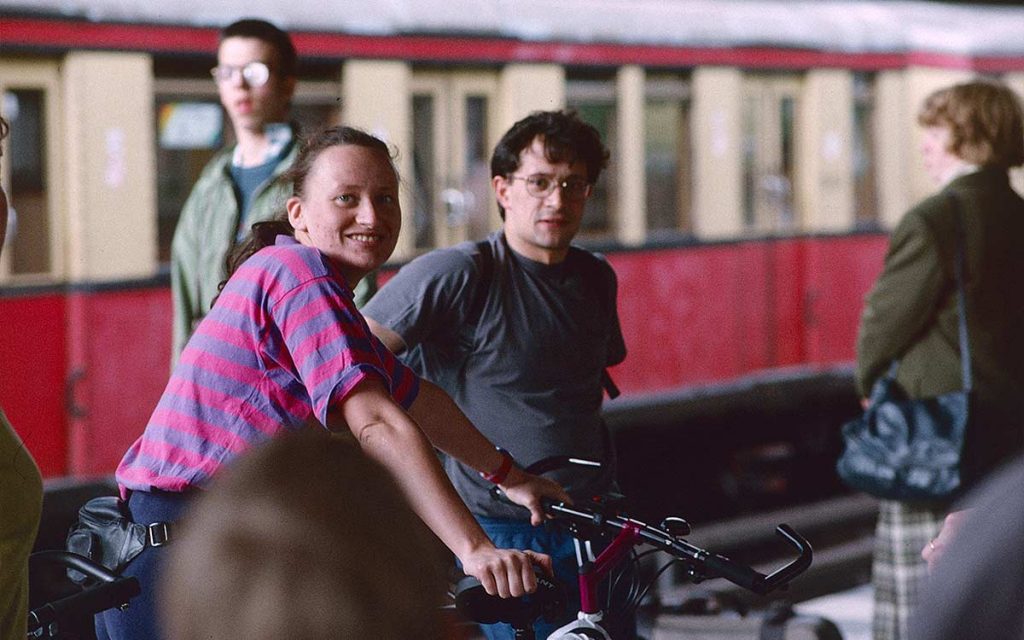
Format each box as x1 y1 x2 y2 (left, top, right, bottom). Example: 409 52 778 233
836 196 971 502
65 496 170 583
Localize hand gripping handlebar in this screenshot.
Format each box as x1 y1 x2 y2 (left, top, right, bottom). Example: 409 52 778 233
544 499 811 595
497 456 812 596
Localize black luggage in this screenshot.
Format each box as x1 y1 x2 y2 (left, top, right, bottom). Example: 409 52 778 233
652 602 843 640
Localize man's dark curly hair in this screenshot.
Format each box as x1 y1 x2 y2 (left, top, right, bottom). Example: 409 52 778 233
490 110 609 219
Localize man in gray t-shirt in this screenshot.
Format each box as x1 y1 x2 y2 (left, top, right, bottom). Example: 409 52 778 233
364 110 629 640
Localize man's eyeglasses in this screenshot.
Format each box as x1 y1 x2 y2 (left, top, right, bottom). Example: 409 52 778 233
210 62 271 87
508 174 592 200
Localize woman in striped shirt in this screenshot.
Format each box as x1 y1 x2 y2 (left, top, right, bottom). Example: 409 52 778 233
103 126 568 640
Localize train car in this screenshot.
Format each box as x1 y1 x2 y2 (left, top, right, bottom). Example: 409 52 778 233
2 0 1024 487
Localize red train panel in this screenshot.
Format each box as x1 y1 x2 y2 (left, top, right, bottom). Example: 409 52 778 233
65 287 173 476
0 292 68 476
0 235 887 478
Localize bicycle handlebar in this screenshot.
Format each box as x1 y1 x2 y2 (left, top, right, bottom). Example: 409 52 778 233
459 456 813 635
507 455 813 596
27 551 141 635
542 501 811 596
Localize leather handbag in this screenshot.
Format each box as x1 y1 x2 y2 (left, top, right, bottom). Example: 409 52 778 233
65 496 170 583
836 196 971 502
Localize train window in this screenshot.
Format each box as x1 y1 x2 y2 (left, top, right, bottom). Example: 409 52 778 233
567 76 616 238
644 75 693 237
153 78 341 265
412 94 437 249
410 71 499 250
155 96 222 265
2 89 51 276
742 76 801 233
852 73 880 228
463 94 493 242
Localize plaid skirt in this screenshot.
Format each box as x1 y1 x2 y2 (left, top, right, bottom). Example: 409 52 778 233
871 499 947 640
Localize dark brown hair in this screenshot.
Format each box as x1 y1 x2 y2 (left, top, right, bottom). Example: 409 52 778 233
490 110 609 219
221 126 398 283
918 79 1024 169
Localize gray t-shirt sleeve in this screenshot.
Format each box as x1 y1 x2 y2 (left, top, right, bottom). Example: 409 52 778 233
362 247 479 350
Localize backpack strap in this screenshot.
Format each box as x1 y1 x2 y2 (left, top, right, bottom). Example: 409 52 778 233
467 239 494 330
455 239 494 353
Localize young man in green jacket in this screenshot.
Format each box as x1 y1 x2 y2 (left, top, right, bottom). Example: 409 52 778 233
170 18 299 359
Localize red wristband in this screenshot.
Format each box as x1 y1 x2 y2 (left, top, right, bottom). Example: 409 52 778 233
480 447 515 485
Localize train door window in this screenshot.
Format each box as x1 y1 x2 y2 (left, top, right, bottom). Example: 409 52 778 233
645 75 693 237
155 84 222 266
410 70 498 250
412 93 438 249
567 74 616 238
852 73 880 228
153 76 341 265
742 76 801 233
0 61 62 282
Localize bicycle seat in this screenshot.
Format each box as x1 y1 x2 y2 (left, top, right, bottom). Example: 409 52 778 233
454 570 566 627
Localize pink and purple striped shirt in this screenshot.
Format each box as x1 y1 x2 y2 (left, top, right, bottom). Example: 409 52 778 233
117 236 419 494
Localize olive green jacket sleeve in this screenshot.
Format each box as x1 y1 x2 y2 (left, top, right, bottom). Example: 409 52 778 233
856 169 1024 405
0 408 43 640
857 168 1024 482
854 200 950 397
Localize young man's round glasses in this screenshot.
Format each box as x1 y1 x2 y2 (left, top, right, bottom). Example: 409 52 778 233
210 62 271 88
508 174 592 200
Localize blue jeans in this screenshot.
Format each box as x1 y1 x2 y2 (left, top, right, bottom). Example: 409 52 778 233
95 490 192 640
477 517 636 640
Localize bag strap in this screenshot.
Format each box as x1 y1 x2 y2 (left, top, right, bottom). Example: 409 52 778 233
949 194 973 392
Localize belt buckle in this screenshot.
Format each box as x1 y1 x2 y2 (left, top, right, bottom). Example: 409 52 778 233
147 522 170 547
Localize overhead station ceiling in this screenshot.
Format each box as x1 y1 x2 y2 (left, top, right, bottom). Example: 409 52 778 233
2 0 1024 56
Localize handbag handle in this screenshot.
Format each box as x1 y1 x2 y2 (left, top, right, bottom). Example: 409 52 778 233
949 194 972 393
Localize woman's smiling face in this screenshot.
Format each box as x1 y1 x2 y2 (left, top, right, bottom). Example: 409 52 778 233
286 144 401 286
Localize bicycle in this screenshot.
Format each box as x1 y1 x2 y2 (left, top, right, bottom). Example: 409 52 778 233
27 550 140 639
454 456 812 639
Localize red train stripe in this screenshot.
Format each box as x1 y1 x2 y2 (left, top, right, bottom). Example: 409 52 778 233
3 17 1022 71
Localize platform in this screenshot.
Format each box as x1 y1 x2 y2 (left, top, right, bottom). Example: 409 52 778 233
796 583 872 640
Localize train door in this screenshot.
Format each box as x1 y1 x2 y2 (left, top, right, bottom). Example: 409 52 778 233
0 60 68 477
742 75 801 233
155 75 342 264
0 60 64 282
411 71 500 250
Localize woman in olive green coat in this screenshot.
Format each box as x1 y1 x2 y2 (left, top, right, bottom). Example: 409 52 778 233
855 80 1024 640
0 116 45 640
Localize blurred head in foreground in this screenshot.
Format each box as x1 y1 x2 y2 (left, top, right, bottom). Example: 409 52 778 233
161 430 446 640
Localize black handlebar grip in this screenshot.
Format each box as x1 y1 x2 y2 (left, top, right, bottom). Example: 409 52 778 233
28 577 141 632
701 553 765 593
